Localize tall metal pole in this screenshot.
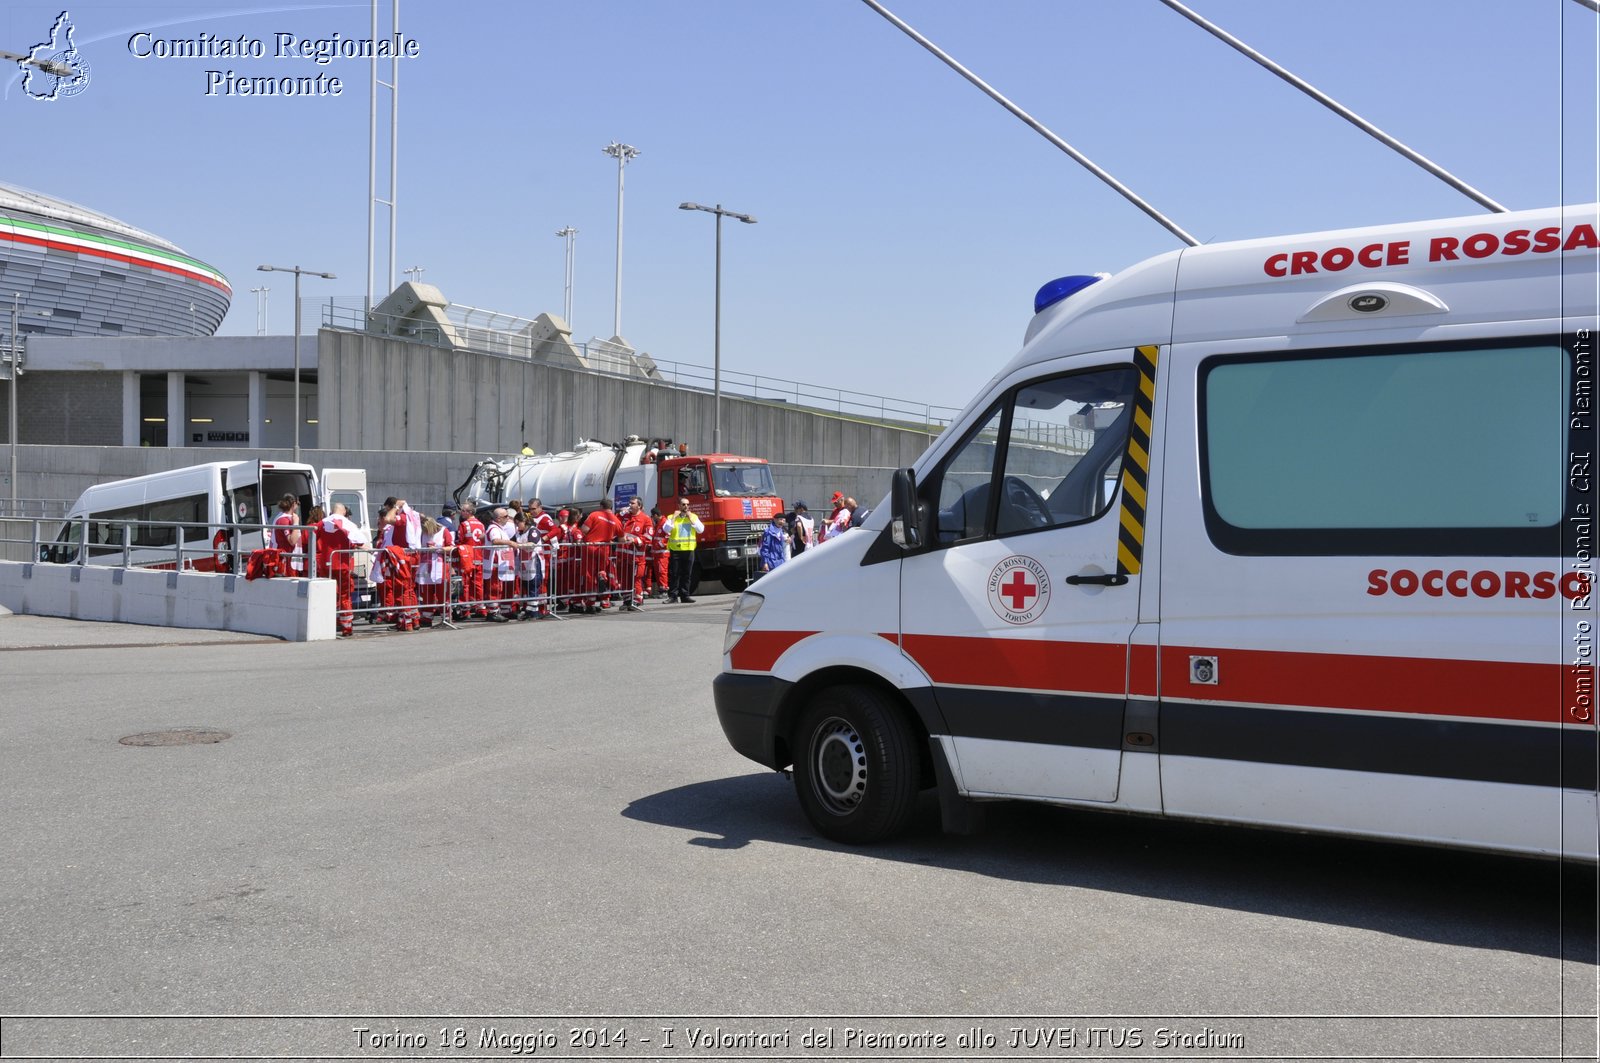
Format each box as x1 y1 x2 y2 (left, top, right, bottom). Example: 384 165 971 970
602 142 639 339
366 0 377 310
679 202 756 455
8 294 17 509
292 268 302 462
613 150 623 338
713 208 722 454
389 0 400 292
251 286 269 336
555 227 578 327
260 265 336 464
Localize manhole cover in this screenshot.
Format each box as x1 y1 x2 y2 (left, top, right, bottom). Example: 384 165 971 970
118 729 232 747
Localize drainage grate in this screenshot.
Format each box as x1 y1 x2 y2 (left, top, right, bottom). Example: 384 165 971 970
118 729 232 747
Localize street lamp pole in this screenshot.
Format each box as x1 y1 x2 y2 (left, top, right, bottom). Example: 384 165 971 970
7 294 17 509
678 202 756 454
602 142 639 339
555 226 578 327
258 265 336 463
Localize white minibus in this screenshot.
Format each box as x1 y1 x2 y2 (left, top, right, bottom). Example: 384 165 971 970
40 461 367 572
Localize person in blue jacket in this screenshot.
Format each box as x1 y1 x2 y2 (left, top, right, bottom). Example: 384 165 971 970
758 512 790 575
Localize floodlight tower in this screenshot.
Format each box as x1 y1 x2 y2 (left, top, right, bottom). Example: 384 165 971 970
555 227 578 327
601 142 640 339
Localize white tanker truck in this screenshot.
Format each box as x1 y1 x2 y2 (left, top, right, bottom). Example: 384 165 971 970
453 436 786 592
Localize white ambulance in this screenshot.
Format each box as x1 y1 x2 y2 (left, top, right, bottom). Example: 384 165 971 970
714 203 1599 861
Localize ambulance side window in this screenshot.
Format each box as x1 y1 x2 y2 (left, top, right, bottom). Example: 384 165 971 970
998 368 1138 534
1201 338 1570 555
936 404 1005 543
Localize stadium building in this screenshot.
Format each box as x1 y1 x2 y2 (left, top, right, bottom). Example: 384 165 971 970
0 183 231 338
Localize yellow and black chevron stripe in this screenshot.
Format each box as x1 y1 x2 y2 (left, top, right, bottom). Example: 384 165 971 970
1116 344 1159 578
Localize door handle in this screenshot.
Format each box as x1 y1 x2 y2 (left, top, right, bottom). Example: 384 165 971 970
1064 572 1128 586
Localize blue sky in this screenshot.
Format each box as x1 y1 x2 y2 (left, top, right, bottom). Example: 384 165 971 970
3 0 1596 410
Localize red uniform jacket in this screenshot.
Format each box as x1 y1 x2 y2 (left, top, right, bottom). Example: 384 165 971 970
581 509 623 543
456 516 486 569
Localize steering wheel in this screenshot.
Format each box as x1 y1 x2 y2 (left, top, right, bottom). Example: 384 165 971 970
1000 475 1052 531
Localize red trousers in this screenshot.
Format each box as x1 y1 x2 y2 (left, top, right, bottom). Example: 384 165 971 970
459 564 486 616
379 548 420 630
557 545 582 605
419 581 447 619
488 574 515 615
582 543 613 606
333 569 354 636
619 544 648 601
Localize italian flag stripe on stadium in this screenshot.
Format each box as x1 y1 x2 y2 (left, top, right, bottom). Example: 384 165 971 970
0 213 231 294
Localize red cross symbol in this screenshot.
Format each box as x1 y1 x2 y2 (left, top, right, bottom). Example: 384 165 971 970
1000 570 1037 610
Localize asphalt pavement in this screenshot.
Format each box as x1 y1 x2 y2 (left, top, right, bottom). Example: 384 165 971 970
0 589 1594 1061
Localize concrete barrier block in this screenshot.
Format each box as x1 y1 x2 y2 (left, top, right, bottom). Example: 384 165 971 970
0 561 328 641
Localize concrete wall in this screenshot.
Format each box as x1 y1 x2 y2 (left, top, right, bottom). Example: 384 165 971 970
317 329 940 469
3 328 943 512
0 373 123 446
0 561 332 641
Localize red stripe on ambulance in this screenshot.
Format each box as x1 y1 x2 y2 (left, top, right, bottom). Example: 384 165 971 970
727 629 816 672
894 633 1587 727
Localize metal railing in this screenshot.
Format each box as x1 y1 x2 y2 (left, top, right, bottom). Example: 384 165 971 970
0 498 71 520
7 515 281 572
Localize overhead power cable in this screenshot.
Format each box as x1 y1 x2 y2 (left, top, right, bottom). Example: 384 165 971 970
858 0 1200 247
1156 0 1507 213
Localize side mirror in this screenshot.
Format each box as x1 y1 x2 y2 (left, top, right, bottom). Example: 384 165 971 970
890 467 924 550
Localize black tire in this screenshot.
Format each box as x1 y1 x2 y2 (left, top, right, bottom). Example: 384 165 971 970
792 685 920 843
720 571 751 593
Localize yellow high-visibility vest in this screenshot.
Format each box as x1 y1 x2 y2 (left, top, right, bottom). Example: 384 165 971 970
665 513 701 551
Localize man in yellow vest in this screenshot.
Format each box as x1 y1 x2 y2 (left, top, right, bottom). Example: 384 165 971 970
661 496 705 603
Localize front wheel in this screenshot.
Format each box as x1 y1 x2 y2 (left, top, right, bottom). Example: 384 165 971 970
720 571 751 593
792 685 920 843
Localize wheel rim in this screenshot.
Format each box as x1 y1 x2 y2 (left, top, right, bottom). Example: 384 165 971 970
810 716 867 815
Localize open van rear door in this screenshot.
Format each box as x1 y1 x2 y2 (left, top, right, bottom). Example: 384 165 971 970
223 460 267 559
320 468 368 532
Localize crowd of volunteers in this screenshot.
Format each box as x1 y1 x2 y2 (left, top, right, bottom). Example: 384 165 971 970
254 490 867 638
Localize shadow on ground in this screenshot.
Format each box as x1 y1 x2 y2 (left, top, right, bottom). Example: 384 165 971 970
623 772 1597 964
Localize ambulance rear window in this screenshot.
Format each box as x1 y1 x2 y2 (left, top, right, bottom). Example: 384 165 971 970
1200 338 1572 556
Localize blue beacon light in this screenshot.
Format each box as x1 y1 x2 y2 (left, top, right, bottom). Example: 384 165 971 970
1033 274 1104 315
